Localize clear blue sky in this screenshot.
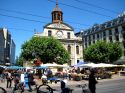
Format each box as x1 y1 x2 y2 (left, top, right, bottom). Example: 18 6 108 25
0 0 125 57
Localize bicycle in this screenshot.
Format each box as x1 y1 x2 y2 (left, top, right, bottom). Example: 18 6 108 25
37 83 73 93
37 84 56 93
0 87 7 93
76 84 90 93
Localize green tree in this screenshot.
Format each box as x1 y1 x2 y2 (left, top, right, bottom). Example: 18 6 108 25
20 36 70 64
83 41 122 63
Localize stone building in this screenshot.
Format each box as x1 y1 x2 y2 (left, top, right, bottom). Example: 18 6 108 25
34 3 83 65
82 12 125 59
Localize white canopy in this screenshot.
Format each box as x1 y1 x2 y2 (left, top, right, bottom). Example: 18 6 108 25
79 63 117 68
41 63 69 68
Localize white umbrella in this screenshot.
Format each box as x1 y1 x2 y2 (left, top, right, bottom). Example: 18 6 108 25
79 63 117 68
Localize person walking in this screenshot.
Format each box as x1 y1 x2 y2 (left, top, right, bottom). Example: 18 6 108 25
88 69 98 93
6 72 12 88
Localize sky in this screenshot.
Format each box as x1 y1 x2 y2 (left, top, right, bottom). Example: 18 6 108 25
0 0 125 57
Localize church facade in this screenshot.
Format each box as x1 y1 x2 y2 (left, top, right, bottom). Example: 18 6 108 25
34 4 83 65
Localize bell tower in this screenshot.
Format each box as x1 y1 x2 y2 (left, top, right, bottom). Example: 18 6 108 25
51 1 63 23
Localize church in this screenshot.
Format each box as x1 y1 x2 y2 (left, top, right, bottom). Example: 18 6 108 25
34 3 83 66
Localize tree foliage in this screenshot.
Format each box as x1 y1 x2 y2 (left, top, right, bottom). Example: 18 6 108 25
20 36 70 64
83 41 122 63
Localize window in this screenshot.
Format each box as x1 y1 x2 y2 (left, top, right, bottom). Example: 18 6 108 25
89 41 91 45
109 30 112 35
109 36 112 42
67 32 70 39
89 36 91 41
48 30 52 36
122 26 125 31
85 43 87 48
85 37 87 42
93 35 95 41
76 46 79 54
97 34 99 39
115 28 119 34
77 60 79 63
67 45 71 54
103 31 106 37
115 36 119 41
93 40 95 44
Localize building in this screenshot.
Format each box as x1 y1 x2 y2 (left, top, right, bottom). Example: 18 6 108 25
0 28 5 65
34 3 83 65
82 12 125 59
0 28 16 65
10 39 16 65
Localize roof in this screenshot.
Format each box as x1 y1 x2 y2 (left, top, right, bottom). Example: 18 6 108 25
43 22 74 31
52 3 62 12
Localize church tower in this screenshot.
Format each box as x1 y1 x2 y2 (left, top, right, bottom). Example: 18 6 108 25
35 1 83 66
51 2 63 23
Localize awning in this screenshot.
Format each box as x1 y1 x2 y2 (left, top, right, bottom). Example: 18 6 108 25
79 63 117 68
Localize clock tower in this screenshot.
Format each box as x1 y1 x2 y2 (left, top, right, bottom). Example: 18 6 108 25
35 2 83 66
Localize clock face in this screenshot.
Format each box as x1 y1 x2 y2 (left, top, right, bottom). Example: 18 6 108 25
56 31 63 38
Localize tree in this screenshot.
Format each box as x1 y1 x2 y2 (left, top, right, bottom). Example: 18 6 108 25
83 41 122 63
20 36 70 64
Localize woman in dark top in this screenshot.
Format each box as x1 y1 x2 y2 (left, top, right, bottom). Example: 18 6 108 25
88 70 98 93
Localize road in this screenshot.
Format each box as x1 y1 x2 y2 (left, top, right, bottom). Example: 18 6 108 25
0 77 125 93
71 79 125 93
96 79 125 93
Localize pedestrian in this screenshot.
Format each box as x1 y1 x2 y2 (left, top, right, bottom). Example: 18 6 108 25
88 69 98 93
6 71 13 88
27 72 34 92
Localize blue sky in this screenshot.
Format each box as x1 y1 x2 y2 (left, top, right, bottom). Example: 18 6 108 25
0 0 125 57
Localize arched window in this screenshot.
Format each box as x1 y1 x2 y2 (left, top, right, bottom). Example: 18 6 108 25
76 45 79 54
67 45 71 54
48 30 52 36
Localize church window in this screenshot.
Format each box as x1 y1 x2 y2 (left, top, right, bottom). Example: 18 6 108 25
67 45 71 54
76 46 79 54
48 30 52 36
67 32 70 39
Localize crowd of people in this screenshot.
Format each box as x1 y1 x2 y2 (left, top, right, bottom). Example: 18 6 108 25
0 67 100 93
